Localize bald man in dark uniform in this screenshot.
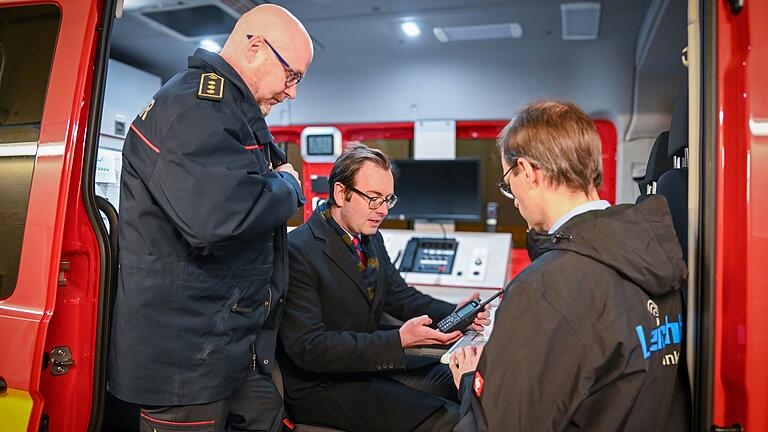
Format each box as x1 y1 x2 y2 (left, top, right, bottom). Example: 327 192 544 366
108 5 313 431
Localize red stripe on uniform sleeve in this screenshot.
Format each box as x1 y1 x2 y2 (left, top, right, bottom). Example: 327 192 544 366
244 144 264 150
130 124 160 154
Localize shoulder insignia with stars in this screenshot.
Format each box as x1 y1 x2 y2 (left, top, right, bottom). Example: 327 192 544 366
198 73 224 101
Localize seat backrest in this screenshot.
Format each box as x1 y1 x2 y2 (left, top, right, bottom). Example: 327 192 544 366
657 80 689 261
667 81 688 159
657 169 688 258
272 358 347 432
638 131 673 197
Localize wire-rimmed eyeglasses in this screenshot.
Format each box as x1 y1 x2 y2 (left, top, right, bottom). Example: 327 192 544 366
496 165 516 200
247 34 303 87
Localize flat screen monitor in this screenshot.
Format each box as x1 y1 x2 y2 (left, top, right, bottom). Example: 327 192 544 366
388 158 482 221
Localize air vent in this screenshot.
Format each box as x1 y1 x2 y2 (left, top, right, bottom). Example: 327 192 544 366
433 23 523 43
561 3 601 40
139 3 237 40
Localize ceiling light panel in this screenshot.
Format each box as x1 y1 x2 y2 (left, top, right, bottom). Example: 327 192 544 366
433 23 523 43
401 22 421 37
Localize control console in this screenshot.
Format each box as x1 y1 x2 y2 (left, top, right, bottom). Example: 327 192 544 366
399 237 458 274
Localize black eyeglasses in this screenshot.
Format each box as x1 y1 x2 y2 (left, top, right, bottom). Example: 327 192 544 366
497 165 516 200
497 150 523 200
347 185 398 210
247 34 303 87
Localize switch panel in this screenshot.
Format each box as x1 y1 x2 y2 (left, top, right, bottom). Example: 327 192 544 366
467 247 489 282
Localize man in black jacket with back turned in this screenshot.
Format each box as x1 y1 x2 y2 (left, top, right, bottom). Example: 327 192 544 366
279 143 491 432
450 101 691 432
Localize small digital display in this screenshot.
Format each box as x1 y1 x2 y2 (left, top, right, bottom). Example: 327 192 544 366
455 301 478 318
306 135 335 155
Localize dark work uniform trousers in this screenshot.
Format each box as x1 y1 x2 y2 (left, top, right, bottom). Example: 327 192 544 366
139 368 284 432
290 360 459 432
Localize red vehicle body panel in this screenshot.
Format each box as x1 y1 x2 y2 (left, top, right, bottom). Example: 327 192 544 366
714 1 768 430
0 0 103 430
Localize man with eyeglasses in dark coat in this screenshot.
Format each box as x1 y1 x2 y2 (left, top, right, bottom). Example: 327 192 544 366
278 143 492 432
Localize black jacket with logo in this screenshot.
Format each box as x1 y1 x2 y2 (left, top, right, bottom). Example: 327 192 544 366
455 196 691 432
108 49 304 405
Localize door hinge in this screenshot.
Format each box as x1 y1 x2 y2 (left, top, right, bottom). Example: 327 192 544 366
727 0 744 15
58 260 70 286
50 346 74 375
712 424 743 432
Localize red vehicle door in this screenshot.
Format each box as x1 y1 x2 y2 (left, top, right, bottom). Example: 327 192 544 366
710 0 768 430
0 0 114 430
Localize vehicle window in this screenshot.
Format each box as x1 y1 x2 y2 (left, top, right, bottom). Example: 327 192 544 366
0 4 61 299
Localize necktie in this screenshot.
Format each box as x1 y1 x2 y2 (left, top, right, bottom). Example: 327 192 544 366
352 236 367 267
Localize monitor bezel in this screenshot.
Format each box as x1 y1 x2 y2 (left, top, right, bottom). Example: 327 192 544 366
387 158 483 222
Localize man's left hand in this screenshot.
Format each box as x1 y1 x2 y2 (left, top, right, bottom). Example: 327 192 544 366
455 292 492 332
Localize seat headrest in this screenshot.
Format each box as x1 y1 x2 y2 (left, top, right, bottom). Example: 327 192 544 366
668 81 688 157
642 131 673 187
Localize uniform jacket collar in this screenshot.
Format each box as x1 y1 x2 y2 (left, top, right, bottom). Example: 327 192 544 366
187 49 273 143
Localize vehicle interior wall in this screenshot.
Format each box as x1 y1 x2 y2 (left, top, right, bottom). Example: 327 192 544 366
96 60 161 220
621 0 687 204
106 0 687 209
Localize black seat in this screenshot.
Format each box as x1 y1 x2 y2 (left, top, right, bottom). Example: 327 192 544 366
638 131 673 198
656 81 689 260
271 361 347 432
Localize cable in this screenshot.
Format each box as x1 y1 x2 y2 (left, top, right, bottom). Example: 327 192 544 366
438 220 447 239
392 250 403 268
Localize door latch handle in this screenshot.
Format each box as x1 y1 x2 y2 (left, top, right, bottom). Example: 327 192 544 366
50 346 74 375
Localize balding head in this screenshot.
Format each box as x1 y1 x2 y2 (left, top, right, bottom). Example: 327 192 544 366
220 4 313 116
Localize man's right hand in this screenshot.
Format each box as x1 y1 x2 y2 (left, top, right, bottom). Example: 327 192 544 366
399 315 462 348
276 162 299 182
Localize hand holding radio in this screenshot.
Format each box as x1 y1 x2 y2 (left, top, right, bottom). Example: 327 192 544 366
455 292 493 332
399 315 462 349
435 290 502 333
